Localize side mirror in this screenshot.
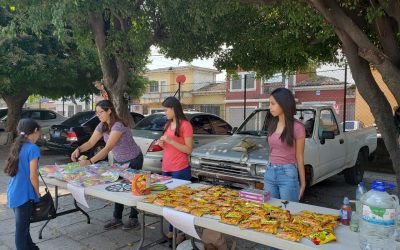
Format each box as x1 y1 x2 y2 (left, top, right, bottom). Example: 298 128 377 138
230 127 238 134
320 131 335 144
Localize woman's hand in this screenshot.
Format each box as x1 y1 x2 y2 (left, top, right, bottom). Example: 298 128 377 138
160 135 172 144
298 183 306 201
71 148 80 162
79 159 91 166
155 139 164 148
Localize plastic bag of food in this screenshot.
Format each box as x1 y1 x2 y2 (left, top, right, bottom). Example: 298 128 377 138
309 230 336 245
131 171 151 195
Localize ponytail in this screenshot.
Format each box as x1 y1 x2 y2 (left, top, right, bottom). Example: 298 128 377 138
4 135 28 177
3 118 40 177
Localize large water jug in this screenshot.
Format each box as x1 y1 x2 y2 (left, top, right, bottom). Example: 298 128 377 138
359 181 399 250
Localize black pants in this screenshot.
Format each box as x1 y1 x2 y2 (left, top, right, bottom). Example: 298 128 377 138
113 152 143 219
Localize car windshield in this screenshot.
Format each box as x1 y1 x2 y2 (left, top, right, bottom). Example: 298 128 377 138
61 111 95 126
345 122 355 130
236 109 315 137
134 113 167 131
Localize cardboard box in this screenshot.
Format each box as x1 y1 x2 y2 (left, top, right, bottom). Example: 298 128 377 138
239 188 270 203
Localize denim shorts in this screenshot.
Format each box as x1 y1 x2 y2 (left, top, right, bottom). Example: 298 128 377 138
263 162 300 202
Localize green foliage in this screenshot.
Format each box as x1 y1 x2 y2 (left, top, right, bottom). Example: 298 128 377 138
0 6 101 99
156 0 340 77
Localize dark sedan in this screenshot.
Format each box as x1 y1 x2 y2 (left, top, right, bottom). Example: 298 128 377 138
46 111 144 157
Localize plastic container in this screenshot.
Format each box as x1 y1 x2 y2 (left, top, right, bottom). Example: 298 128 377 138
356 181 367 216
340 197 352 225
350 211 359 232
359 181 399 250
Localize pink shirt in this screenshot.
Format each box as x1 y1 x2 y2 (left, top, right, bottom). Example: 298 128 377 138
267 121 306 165
162 120 193 172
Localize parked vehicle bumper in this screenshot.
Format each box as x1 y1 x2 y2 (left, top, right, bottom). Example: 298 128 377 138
46 141 77 154
191 168 263 188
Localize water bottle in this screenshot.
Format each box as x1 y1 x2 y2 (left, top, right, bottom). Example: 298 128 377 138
356 182 367 216
359 181 399 250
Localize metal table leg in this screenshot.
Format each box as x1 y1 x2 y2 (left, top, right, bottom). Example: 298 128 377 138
172 226 177 250
38 185 91 239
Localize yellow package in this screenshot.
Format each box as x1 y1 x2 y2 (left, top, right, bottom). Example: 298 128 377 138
309 230 336 245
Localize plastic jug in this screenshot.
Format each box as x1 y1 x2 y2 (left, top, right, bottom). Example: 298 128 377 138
359 181 399 250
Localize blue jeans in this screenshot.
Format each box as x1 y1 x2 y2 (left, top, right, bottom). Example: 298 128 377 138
163 166 191 232
114 153 144 219
264 163 300 202
13 200 39 250
162 166 191 181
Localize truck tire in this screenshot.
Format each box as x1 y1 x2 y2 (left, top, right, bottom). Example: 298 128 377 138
305 165 313 187
344 150 367 185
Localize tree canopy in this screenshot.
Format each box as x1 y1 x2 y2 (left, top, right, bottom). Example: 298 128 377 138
0 6 102 132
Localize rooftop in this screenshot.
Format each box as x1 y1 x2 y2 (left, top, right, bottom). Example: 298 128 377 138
146 65 220 74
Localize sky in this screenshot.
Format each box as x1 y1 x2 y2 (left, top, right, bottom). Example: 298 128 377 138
147 47 355 83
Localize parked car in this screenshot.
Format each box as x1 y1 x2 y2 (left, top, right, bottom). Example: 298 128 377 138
340 121 365 131
46 111 144 157
129 111 233 173
190 105 378 189
0 109 67 145
0 108 7 120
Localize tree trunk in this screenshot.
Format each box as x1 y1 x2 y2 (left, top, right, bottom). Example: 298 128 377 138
1 90 30 135
88 12 134 127
338 29 400 195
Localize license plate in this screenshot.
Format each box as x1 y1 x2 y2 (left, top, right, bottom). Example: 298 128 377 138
53 131 60 137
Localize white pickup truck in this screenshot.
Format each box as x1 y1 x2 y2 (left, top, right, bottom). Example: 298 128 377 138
190 105 378 189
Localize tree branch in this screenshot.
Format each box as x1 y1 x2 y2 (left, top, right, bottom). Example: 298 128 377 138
88 11 117 88
378 0 400 29
371 0 400 66
308 0 400 104
337 27 400 194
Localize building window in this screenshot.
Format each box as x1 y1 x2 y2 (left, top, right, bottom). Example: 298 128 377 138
231 77 242 90
230 72 256 91
149 81 159 93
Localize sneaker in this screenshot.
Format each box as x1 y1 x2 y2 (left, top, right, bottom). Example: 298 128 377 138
122 218 140 230
104 218 122 230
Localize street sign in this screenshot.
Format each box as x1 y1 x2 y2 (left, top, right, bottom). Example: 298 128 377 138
176 75 186 83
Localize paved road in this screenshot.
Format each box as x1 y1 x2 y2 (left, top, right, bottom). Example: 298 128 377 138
0 146 397 250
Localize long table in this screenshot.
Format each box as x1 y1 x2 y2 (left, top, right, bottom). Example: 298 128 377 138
41 177 166 250
138 197 362 250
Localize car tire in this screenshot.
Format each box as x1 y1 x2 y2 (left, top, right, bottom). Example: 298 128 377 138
344 150 367 185
90 142 107 160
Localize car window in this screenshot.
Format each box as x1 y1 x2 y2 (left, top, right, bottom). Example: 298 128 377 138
345 122 354 130
208 116 232 135
319 109 340 138
134 114 167 131
62 111 95 126
43 111 57 120
84 116 100 130
191 115 213 135
131 113 144 124
21 111 30 119
0 109 7 118
30 111 42 120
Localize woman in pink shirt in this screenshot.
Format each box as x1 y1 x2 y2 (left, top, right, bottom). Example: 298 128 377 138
264 88 306 202
157 97 193 242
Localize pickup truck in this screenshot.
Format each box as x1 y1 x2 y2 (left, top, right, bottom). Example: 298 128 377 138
190 105 377 189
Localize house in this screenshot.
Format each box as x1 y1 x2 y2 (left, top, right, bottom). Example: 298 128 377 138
294 75 356 122
224 70 354 127
140 66 220 114
191 82 226 118
224 71 295 127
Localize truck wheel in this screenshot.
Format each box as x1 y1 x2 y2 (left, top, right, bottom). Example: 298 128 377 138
344 150 367 185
